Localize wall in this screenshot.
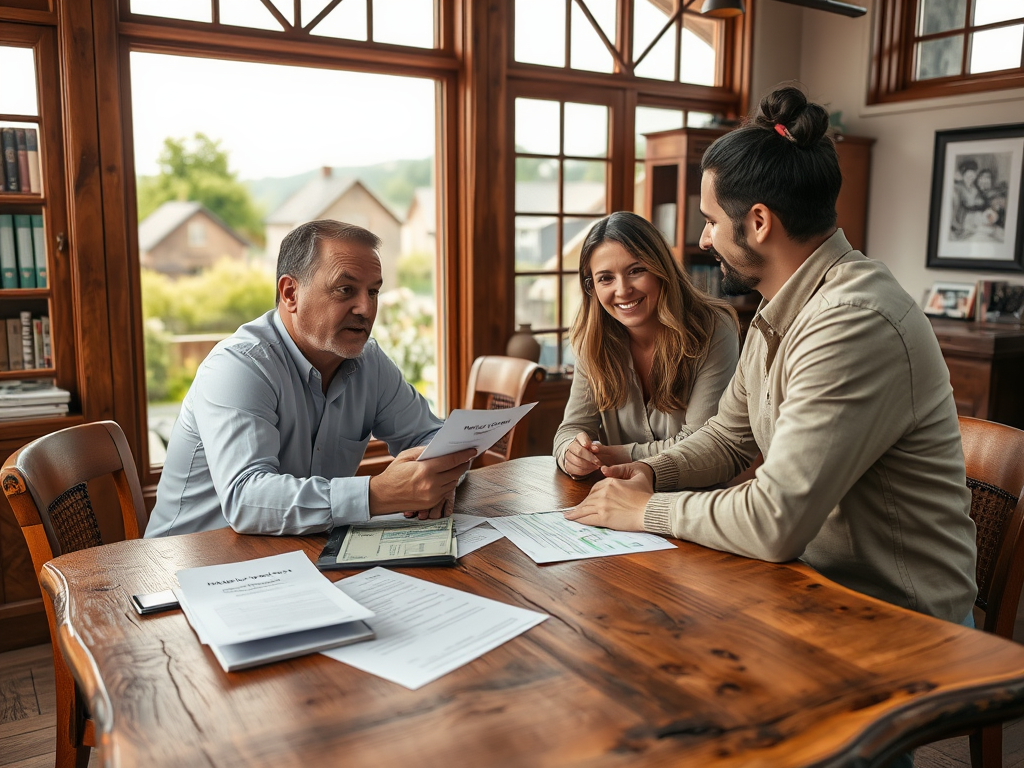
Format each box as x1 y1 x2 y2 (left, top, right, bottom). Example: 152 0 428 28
753 0 1024 303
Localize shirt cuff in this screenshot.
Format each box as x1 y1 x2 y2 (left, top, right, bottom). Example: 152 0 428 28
643 494 674 535
328 475 373 527
641 453 680 491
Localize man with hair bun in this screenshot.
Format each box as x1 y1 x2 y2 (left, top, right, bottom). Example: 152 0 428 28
566 85 977 631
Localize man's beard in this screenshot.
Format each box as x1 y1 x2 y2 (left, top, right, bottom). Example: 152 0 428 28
706 244 762 297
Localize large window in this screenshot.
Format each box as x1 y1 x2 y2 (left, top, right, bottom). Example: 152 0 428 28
871 0 1024 102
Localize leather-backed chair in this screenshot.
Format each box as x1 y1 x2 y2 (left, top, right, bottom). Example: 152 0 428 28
463 356 545 466
956 416 1024 768
1 420 147 768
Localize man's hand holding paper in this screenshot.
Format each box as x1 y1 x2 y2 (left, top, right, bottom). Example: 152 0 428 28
368 446 476 519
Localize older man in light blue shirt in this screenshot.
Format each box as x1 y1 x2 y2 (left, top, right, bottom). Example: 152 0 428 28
147 220 474 538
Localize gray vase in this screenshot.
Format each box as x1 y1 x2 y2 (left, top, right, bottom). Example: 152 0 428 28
506 323 541 362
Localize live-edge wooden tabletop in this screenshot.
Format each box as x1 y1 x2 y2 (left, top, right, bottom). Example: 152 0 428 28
40 456 1024 768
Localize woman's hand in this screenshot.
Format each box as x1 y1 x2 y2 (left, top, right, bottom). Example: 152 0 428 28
591 443 632 466
563 432 603 479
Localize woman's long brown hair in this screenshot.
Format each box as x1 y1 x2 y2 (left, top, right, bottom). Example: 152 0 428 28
571 211 737 413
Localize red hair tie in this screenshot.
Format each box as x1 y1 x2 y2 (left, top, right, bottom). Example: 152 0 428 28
775 123 796 142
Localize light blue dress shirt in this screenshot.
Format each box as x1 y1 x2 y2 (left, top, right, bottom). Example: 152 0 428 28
146 309 442 537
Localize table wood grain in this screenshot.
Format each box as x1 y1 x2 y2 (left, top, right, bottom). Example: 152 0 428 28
41 456 1024 767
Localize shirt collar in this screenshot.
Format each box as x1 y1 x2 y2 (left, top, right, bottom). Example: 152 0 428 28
753 229 855 340
270 310 362 393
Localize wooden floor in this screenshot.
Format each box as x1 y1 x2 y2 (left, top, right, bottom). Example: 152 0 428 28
1 636 1023 768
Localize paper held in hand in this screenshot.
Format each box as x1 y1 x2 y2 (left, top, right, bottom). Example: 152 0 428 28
175 550 375 671
416 402 537 461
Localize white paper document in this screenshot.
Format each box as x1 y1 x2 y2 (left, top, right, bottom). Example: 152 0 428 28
452 514 505 557
486 511 676 564
417 403 537 460
176 550 374 647
322 567 546 689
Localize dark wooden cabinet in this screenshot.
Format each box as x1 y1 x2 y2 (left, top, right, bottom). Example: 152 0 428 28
521 375 572 458
930 318 1024 429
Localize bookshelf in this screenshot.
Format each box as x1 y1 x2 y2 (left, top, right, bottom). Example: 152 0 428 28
642 126 760 333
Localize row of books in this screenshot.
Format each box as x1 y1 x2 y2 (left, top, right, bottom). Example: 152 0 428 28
0 213 46 288
0 379 70 421
690 263 723 297
1 127 42 195
1 312 52 372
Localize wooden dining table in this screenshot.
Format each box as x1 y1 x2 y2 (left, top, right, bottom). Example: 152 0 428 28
41 456 1024 767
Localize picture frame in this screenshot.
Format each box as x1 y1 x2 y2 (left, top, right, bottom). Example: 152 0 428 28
926 123 1024 272
976 280 1024 325
923 281 977 319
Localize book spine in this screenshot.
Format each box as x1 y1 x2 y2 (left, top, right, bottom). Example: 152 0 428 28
31 215 46 287
0 323 8 372
19 310 33 369
32 318 43 369
41 315 51 367
14 129 30 193
13 214 36 288
1 128 19 192
0 214 17 288
5 318 22 370
25 129 41 194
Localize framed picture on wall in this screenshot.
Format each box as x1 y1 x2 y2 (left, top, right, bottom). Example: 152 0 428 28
926 123 1024 272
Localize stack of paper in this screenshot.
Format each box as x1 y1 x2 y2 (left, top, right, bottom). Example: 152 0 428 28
0 379 70 420
175 551 375 672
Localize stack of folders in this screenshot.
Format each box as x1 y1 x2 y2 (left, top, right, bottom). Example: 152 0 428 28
174 550 376 672
0 379 70 421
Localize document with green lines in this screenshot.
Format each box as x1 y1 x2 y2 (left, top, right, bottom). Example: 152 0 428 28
316 517 457 570
485 511 675 564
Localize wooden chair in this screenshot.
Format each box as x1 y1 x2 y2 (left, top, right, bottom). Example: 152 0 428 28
463 355 545 466
958 416 1024 768
1 420 146 768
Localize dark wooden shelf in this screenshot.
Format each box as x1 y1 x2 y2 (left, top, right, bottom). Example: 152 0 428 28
0 193 45 206
0 412 81 441
0 288 50 299
0 367 57 380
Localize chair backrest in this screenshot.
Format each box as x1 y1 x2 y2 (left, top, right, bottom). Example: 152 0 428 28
1 420 147 577
464 356 545 465
959 416 1024 638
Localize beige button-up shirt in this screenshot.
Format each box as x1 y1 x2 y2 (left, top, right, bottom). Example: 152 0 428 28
641 231 977 623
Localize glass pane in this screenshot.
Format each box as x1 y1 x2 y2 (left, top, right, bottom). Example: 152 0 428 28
0 47 37 116
561 274 584 328
634 162 646 215
537 332 560 368
516 275 557 329
515 99 561 155
635 106 684 158
570 1 615 73
969 25 1023 74
579 0 617 41
680 22 718 86
373 0 435 48
634 0 672 67
564 161 606 214
915 36 964 79
219 0 285 31
635 19 677 81
687 111 716 128
131 52 441 463
561 335 576 368
516 158 560 213
564 102 608 158
918 0 966 34
130 0 212 22
311 0 368 40
974 0 1023 25
515 0 567 67
515 215 558 269
562 216 599 270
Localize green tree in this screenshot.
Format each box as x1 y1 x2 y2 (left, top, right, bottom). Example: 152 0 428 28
137 133 266 246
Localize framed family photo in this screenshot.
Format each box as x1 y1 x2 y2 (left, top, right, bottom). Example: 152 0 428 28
926 123 1024 272
923 281 977 320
